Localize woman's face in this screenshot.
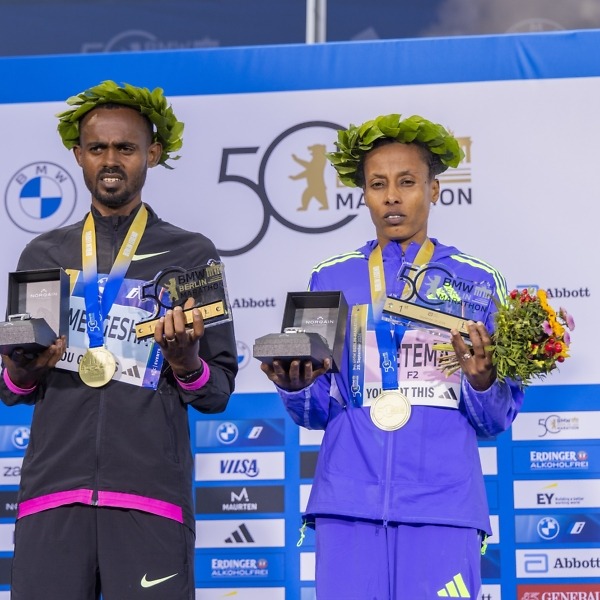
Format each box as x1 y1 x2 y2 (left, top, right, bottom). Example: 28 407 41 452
362 142 439 250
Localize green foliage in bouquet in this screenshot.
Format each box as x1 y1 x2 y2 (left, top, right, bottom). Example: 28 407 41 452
436 288 575 389
492 288 574 387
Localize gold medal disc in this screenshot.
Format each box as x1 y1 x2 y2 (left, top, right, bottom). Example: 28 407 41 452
79 347 116 388
370 390 412 431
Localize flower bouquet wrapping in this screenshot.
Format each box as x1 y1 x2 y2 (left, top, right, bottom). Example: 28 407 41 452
434 288 575 388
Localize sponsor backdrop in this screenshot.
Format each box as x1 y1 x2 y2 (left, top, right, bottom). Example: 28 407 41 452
0 30 599 599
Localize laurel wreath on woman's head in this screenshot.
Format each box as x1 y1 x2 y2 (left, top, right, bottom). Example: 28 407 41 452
56 80 184 169
326 113 465 187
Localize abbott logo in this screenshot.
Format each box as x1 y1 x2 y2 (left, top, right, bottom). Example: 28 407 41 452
517 549 600 578
524 553 549 574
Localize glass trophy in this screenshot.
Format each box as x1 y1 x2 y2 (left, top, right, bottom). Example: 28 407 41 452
135 260 232 340
382 261 494 336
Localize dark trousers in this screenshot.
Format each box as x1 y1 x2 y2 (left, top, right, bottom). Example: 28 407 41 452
10 504 195 600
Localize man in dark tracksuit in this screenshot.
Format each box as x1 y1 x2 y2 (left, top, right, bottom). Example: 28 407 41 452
0 82 238 599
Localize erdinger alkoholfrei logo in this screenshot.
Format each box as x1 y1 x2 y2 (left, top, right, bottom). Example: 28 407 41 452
216 121 360 256
5 162 77 233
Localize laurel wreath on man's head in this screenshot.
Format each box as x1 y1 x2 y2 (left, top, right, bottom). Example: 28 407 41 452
56 80 184 169
326 113 465 187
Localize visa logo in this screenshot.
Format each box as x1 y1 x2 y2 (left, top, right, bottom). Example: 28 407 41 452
220 459 259 478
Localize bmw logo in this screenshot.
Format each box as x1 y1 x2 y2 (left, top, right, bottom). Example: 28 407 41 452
216 422 239 445
537 516 560 540
11 427 30 451
5 162 77 233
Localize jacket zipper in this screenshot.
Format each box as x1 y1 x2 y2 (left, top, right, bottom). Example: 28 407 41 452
92 219 121 507
92 385 105 506
381 243 404 524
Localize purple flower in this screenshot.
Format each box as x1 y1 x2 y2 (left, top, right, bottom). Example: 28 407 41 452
564 331 571 346
542 320 553 336
560 308 576 330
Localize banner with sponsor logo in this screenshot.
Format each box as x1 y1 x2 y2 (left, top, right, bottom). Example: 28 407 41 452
0 30 599 599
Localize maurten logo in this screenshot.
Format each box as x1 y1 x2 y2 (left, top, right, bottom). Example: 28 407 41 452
5 162 77 233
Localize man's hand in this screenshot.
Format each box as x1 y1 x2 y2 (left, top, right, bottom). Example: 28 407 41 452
261 358 331 391
449 321 495 391
154 306 204 377
1 336 67 389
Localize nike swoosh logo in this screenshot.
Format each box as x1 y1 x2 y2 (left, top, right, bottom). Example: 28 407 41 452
140 573 178 588
132 250 171 261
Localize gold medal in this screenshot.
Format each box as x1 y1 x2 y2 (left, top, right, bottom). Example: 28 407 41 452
79 347 116 388
370 390 411 431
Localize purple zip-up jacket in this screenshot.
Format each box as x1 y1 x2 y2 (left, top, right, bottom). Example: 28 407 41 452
278 238 523 534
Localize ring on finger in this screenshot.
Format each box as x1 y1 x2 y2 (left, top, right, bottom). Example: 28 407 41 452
165 336 176 343
462 352 472 361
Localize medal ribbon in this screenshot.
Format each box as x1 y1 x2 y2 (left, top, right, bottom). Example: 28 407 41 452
82 205 148 349
350 239 435 406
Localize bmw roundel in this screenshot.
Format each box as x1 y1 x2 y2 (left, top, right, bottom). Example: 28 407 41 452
217 422 239 444
5 162 77 233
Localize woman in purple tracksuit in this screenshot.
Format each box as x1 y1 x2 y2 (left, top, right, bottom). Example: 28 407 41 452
261 114 523 599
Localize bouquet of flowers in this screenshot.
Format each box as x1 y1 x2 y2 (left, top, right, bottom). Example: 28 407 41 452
435 288 575 388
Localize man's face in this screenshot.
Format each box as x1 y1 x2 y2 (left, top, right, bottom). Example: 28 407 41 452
362 142 439 250
73 106 162 214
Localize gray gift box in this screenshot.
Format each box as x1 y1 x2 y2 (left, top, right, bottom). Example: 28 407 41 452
253 291 348 373
0 269 70 356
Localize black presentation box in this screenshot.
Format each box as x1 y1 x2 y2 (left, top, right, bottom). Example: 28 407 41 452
253 290 348 373
0 268 70 356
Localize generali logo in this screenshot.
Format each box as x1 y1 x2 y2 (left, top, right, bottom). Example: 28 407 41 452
518 583 600 599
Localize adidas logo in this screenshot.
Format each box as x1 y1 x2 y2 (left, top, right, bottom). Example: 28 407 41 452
437 572 470 597
224 523 255 544
438 387 458 400
122 364 141 379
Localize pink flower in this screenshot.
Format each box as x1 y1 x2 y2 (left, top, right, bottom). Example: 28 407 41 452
541 320 553 336
563 330 571 346
560 308 575 330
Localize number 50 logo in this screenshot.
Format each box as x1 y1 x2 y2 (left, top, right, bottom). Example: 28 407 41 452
217 121 359 256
